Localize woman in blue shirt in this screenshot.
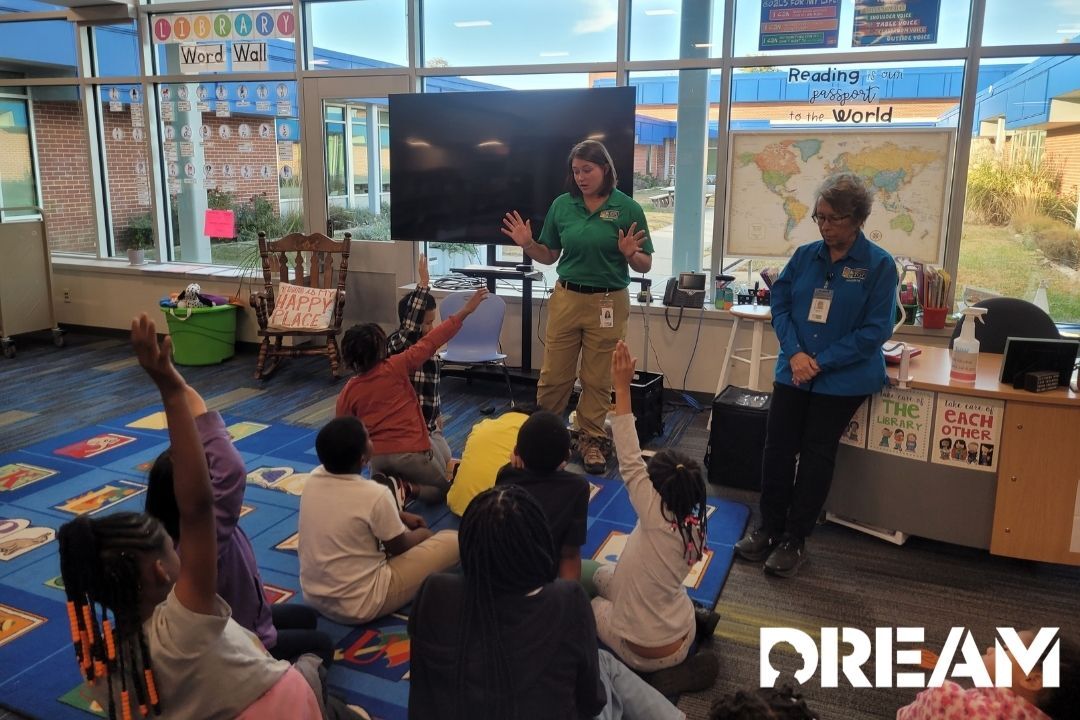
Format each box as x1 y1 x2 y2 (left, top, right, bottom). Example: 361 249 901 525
734 172 897 578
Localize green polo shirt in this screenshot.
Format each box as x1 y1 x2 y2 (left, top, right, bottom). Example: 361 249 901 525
537 189 653 289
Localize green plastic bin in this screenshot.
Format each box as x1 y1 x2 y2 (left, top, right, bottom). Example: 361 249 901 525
161 304 238 365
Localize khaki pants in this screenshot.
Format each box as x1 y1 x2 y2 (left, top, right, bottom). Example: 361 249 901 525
537 284 629 439
375 529 459 617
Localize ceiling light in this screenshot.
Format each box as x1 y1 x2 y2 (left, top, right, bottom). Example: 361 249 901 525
454 20 492 28
540 51 570 57
645 9 676 16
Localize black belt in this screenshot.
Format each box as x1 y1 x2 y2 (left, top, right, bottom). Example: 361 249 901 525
558 279 623 294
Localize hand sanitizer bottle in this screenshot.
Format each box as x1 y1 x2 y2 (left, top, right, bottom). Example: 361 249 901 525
950 306 988 384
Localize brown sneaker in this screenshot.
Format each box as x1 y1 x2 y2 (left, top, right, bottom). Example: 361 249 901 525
580 437 608 475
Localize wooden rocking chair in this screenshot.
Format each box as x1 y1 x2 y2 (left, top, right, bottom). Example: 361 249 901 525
250 231 351 380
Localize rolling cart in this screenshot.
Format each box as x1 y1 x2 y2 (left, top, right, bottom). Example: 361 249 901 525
0 206 64 358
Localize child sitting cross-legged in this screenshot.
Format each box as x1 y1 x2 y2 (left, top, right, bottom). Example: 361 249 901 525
298 416 459 625
495 409 591 581
590 340 720 695
336 286 488 504
58 315 346 720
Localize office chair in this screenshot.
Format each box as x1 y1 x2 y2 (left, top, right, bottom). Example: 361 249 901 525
949 297 1060 354
438 291 515 409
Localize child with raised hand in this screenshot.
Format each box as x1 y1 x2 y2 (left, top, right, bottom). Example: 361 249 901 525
337 286 489 504
388 254 446 437
408 484 684 720
896 631 1079 720
144 383 332 665
58 314 321 720
591 340 719 695
299 416 459 625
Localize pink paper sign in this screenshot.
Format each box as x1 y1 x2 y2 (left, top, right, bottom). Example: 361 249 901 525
204 209 236 238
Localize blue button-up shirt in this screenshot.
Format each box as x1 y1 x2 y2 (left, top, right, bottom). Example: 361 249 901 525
771 231 897 396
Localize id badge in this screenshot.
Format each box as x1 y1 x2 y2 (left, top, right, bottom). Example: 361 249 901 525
808 288 833 324
600 297 615 328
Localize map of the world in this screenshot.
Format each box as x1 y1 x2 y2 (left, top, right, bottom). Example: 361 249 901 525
726 130 953 261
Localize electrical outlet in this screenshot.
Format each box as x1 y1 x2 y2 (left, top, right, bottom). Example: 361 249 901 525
63 289 71 303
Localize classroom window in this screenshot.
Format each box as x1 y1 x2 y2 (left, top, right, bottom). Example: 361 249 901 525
421 0 618 67
98 84 156 260
307 0 408 69
629 0 725 61
0 96 38 221
982 0 1080 46
18 87 98 254
156 80 302 266
956 57 1080 325
0 20 77 78
92 22 141 77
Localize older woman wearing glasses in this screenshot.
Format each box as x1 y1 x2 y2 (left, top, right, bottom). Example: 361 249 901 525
734 172 897 578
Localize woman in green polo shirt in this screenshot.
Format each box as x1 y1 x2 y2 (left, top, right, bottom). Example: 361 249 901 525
501 140 653 474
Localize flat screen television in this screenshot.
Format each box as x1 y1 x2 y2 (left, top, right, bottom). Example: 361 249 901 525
389 86 636 246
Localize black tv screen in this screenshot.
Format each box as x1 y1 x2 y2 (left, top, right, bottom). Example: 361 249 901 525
389 86 636 246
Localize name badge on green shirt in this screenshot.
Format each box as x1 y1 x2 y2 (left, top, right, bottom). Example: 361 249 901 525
599 209 620 220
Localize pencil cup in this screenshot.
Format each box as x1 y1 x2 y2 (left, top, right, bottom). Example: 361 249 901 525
922 306 948 330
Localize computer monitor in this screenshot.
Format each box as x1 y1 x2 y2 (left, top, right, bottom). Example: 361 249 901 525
999 337 1079 389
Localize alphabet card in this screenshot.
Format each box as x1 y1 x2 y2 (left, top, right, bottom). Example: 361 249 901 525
867 386 934 461
0 517 55 561
54 432 136 459
931 394 1003 472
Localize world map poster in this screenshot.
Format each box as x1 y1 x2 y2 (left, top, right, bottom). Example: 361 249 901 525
726 129 953 261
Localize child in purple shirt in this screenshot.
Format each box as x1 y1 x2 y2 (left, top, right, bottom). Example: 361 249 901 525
145 384 332 665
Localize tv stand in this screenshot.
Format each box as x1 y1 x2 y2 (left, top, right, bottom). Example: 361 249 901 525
450 263 544 372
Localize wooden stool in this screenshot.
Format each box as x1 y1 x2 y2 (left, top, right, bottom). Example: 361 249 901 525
715 304 777 395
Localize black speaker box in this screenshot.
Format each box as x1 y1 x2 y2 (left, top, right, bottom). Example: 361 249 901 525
629 371 664 443
704 385 771 490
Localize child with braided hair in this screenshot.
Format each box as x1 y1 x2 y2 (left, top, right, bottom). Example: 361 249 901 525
589 340 720 694
58 314 322 720
407 484 684 720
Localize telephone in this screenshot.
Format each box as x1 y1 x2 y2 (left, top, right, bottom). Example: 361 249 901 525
662 272 707 309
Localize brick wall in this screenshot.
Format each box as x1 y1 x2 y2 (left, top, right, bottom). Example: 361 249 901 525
30 100 97 253
28 103 286 256
1045 127 1080 207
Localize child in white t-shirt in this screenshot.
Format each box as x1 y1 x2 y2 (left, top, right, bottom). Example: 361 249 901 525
299 416 459 624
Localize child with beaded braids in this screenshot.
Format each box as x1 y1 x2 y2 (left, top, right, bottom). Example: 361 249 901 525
58 314 322 720
589 340 719 694
407 484 684 720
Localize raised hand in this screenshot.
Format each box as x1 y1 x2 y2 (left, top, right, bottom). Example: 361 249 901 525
418 253 430 287
617 222 646 260
611 339 637 389
461 287 490 315
131 313 185 394
500 211 534 248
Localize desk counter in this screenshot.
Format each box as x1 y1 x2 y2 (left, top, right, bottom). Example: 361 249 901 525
827 346 1080 566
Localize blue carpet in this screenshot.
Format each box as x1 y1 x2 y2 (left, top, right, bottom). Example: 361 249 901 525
0 409 747 720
